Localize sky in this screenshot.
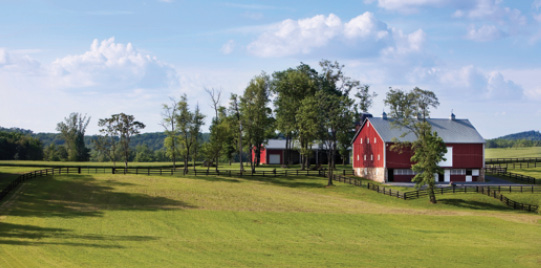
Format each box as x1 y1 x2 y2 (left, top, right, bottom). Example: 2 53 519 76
1 0 541 139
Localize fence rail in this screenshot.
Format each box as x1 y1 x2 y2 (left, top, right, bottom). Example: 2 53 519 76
486 157 541 169
1 167 537 213
486 168 537 184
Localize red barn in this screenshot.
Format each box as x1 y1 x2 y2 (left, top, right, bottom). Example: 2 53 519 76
352 113 485 183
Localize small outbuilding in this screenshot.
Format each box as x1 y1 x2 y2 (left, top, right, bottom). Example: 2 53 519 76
351 113 485 183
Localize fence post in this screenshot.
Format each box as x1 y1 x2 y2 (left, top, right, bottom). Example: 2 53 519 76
78 167 81 174
112 168 115 174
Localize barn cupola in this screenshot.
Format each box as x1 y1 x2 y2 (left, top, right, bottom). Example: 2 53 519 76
382 111 387 120
450 110 455 120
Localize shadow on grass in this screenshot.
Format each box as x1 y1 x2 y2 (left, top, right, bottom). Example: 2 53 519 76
236 175 325 189
438 198 511 211
5 175 196 219
0 222 157 248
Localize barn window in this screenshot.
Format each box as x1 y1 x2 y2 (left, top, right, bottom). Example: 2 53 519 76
360 138 362 144
450 169 465 175
367 137 370 144
374 138 376 144
357 155 359 161
370 154 373 161
377 154 380 161
364 155 366 161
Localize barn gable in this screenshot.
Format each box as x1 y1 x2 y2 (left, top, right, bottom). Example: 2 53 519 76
352 115 485 183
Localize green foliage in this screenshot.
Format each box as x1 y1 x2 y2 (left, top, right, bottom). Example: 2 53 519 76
0 131 43 160
241 73 275 172
134 144 155 162
176 94 205 173
55 113 91 161
411 124 447 193
385 87 444 203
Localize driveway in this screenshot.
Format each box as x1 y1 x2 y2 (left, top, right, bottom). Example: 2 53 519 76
384 175 531 188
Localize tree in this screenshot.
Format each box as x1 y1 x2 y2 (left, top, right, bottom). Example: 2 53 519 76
161 98 180 169
205 88 225 171
96 117 120 166
317 60 357 185
228 94 244 171
56 113 91 161
295 96 319 170
316 91 355 185
271 64 318 167
384 87 446 204
98 113 145 170
176 95 205 174
135 144 155 162
355 84 377 113
240 73 274 173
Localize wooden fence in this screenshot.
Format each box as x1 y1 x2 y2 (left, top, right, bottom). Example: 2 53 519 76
1 167 537 213
486 157 541 169
485 168 537 184
326 171 540 213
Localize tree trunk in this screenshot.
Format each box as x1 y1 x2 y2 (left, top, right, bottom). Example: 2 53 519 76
428 186 437 204
327 150 333 186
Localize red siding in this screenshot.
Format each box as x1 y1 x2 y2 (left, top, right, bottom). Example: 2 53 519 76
449 143 484 168
386 143 414 169
352 121 385 169
252 147 268 164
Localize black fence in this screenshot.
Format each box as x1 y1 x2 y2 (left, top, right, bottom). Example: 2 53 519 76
486 157 541 169
485 168 537 184
326 171 540 213
1 167 537 213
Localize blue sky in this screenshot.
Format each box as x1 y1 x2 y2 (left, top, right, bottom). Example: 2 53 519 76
1 0 541 138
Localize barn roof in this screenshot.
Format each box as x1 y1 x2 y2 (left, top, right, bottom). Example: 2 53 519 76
353 117 485 144
263 139 336 150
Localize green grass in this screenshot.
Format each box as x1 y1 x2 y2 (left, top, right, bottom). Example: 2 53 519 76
485 147 541 159
503 193 541 206
0 169 540 267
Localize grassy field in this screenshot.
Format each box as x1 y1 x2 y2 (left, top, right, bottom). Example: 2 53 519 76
485 147 541 159
0 168 540 267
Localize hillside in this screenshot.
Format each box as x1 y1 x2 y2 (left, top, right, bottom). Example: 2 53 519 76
1 126 210 151
497 130 541 141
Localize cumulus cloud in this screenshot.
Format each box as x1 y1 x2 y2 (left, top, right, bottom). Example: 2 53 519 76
247 12 424 58
50 37 177 91
465 24 505 41
437 65 524 100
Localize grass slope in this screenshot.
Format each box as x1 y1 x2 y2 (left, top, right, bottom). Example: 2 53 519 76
0 171 540 267
485 147 541 159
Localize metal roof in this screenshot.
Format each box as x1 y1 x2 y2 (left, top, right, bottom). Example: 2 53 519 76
263 139 335 150
355 117 485 144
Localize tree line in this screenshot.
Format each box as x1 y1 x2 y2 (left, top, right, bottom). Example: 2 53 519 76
2 59 451 201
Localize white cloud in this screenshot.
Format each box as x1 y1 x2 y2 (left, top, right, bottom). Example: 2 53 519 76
374 0 450 12
247 12 424 58
465 24 505 41
221 40 236 55
50 37 177 91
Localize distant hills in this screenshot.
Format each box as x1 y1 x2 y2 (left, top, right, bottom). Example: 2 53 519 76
0 126 209 151
494 130 541 141
486 130 541 148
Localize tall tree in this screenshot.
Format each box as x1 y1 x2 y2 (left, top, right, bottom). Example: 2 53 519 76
96 117 120 166
295 96 319 170
161 97 180 169
271 64 318 167
240 73 274 173
98 113 145 170
205 88 224 171
384 87 446 203
228 94 244 171
56 113 91 161
317 60 357 185
176 95 205 174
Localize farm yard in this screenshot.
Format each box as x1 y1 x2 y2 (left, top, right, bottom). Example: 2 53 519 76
0 162 540 267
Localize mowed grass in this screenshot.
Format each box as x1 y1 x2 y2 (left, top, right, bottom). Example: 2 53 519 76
485 147 541 159
0 170 540 267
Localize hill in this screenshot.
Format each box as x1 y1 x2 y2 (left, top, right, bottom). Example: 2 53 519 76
497 130 541 141
1 126 210 151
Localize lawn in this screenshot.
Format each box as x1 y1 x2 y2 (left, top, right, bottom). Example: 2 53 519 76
0 169 540 267
485 147 541 159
